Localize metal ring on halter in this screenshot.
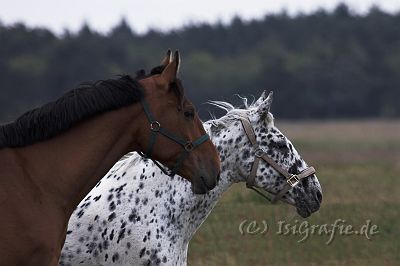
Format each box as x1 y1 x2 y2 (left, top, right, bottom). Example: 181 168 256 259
150 121 161 132
254 147 265 157
184 142 194 152
287 174 300 187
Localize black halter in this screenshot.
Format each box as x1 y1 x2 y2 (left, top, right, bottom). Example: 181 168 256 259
138 97 209 176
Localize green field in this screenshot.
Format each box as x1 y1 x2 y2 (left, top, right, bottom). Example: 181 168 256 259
188 120 400 266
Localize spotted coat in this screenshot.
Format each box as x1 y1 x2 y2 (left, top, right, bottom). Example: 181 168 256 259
59 92 322 266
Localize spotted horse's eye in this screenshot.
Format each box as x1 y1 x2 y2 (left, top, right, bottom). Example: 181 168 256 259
270 140 287 150
277 141 287 149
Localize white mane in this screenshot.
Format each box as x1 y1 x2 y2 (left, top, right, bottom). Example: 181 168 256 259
206 97 274 128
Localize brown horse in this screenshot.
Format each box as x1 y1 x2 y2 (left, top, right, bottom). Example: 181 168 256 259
0 50 220 266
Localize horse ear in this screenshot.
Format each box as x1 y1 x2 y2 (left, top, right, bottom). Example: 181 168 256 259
254 90 268 107
160 49 172 67
257 91 273 115
159 50 180 84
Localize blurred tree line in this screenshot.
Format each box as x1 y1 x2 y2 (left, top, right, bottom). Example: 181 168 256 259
1 4 400 122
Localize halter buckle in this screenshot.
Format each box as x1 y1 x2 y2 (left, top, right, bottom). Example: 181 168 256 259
287 174 300 187
150 121 161 132
184 141 194 152
254 148 265 158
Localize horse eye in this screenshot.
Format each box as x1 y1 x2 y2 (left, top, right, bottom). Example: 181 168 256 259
271 140 286 149
277 141 287 149
184 109 195 119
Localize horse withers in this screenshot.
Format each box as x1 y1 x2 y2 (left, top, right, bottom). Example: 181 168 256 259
0 50 220 266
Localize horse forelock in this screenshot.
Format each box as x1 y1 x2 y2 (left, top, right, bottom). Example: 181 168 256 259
206 97 274 128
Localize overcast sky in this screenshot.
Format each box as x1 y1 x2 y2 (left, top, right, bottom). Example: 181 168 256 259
1 0 399 34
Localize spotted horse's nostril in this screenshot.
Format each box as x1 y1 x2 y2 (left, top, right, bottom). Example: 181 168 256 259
315 190 322 204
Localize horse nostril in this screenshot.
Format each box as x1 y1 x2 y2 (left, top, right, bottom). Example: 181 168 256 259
316 190 322 203
217 172 221 182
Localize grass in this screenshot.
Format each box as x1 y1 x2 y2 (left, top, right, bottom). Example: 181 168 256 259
188 120 400 266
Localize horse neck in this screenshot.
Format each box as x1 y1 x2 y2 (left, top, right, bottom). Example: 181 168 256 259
14 104 142 215
167 123 243 244
206 121 248 184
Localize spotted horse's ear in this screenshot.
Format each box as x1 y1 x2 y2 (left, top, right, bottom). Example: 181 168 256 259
254 90 269 107
256 91 273 123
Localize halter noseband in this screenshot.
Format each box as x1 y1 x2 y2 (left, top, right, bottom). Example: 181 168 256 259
138 97 209 177
239 116 316 204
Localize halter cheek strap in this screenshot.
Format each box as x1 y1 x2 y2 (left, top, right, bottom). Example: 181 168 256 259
239 116 316 204
138 97 209 177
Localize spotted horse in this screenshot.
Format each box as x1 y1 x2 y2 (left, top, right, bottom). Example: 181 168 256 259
59 91 322 266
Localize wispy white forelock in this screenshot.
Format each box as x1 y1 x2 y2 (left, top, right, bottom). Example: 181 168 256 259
207 97 274 128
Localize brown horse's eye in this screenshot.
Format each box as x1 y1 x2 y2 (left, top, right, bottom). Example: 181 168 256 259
184 109 195 119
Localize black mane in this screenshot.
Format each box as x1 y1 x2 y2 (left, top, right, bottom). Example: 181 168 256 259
0 75 143 148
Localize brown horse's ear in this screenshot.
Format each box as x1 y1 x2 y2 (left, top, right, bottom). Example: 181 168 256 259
161 49 172 67
159 50 180 85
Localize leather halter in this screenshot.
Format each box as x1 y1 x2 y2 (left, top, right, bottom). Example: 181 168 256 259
239 116 316 203
138 97 210 177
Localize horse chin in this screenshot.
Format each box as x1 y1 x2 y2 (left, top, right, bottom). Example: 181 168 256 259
277 196 312 218
191 184 208 195
190 176 211 195
295 199 320 218
190 172 217 194
296 206 312 218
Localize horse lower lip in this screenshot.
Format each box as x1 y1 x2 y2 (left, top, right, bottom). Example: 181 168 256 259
190 177 210 194
192 184 208 194
297 206 312 218
200 176 212 191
